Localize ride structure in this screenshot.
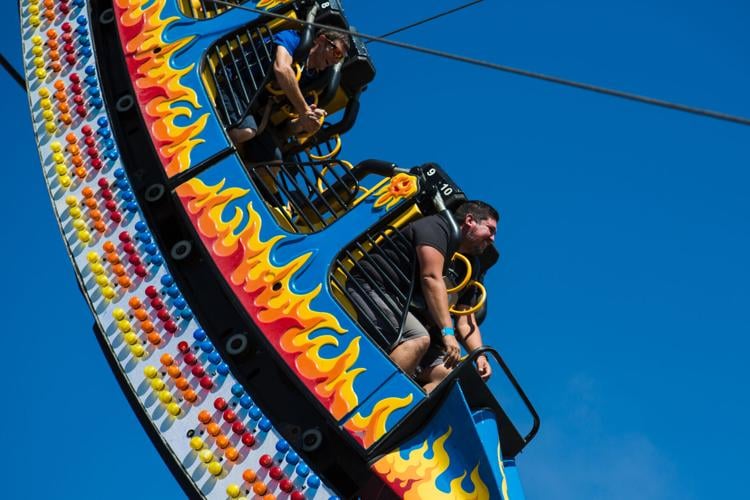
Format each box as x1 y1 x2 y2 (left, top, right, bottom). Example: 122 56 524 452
20 0 539 498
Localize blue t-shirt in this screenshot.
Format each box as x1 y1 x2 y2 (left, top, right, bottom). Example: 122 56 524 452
272 30 301 58
272 30 320 83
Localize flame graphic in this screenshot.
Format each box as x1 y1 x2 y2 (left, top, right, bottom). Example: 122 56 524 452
256 0 295 9
115 0 209 177
344 394 414 448
374 173 418 211
373 427 490 500
497 443 510 500
176 177 367 419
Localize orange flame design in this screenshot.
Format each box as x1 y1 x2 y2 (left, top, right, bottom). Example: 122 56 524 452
115 0 209 177
374 173 418 211
373 427 490 500
344 394 414 448
176 177 364 419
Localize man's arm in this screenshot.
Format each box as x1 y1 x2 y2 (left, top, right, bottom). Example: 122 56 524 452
416 245 460 367
455 311 492 381
273 46 310 116
273 46 321 132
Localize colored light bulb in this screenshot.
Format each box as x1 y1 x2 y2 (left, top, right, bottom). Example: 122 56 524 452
279 479 294 493
242 469 257 483
296 464 310 477
173 378 188 391
226 484 241 498
275 440 289 453
189 437 204 451
307 475 320 488
215 435 229 449
259 455 273 468
208 461 222 477
286 452 300 465
269 466 283 480
232 422 246 435
241 433 256 447
259 418 272 432
225 447 239 462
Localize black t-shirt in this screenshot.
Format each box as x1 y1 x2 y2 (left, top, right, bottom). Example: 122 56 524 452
353 214 457 301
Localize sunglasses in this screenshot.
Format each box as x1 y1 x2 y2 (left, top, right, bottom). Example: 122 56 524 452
323 37 345 61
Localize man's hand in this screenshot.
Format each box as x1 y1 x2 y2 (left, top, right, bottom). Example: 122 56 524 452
442 334 461 368
296 112 323 133
475 354 492 381
308 104 327 120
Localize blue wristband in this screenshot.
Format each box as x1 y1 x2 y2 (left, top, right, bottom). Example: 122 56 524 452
441 326 455 337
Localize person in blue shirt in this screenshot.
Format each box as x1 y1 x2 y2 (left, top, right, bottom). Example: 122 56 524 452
228 28 350 145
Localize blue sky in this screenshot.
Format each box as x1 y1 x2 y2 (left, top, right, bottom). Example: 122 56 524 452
4 1 749 498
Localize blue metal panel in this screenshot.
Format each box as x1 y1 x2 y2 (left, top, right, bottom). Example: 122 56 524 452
372 383 512 498
339 370 424 447
176 156 423 435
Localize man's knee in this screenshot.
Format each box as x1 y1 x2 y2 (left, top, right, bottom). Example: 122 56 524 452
406 335 430 355
229 127 257 144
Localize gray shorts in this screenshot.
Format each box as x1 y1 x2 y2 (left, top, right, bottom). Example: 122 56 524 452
220 92 258 131
347 282 445 369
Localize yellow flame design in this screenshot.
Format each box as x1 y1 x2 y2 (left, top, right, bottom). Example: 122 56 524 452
374 173 418 211
176 177 366 418
497 443 510 500
256 0 295 9
344 394 414 448
374 427 490 500
116 0 209 177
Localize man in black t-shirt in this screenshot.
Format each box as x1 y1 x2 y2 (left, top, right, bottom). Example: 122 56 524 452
349 200 499 388
418 249 494 392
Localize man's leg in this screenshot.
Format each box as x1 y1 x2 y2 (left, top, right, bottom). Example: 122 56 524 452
418 363 451 393
389 335 430 377
388 312 431 376
415 343 451 393
229 126 257 144
223 97 258 145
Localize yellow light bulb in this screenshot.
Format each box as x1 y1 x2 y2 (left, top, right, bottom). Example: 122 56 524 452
208 461 222 476
199 449 213 463
226 484 241 498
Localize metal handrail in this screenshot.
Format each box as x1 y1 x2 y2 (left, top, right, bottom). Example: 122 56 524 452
452 346 540 446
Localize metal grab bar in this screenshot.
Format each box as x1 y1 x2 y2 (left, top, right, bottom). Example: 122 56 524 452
451 346 541 446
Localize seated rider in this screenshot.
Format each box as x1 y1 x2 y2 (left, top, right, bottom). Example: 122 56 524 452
347 200 499 390
417 240 497 392
226 28 351 145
